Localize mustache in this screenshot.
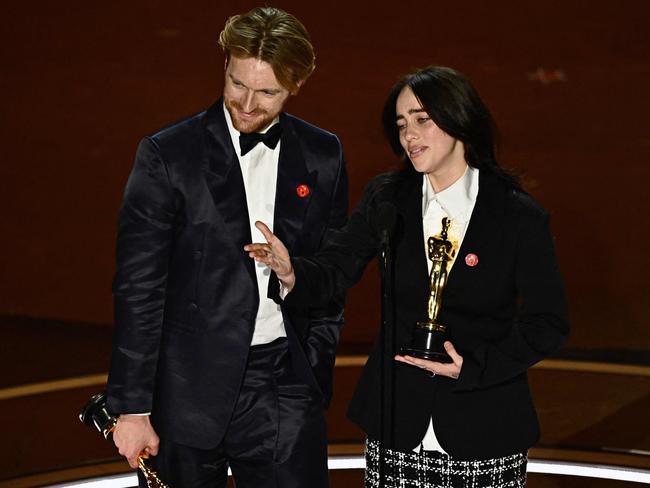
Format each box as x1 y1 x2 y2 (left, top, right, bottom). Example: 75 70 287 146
227 100 268 117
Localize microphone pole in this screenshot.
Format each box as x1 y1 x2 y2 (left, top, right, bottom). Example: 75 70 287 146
377 202 396 488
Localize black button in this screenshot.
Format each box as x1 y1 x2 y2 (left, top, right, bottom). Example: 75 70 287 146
193 251 202 260
188 302 199 312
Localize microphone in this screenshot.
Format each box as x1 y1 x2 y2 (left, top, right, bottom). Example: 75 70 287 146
376 202 397 249
376 201 398 473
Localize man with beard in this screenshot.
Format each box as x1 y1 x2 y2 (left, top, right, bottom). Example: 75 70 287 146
105 7 348 487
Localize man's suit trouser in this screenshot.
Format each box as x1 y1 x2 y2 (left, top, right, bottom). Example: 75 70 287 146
141 338 329 488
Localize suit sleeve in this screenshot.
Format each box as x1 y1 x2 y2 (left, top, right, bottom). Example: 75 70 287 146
106 137 176 414
299 142 349 403
455 207 570 392
285 176 380 310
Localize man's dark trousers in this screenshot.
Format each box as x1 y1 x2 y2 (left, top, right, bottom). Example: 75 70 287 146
139 339 328 488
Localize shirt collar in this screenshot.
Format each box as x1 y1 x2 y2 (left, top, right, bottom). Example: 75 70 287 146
222 102 280 157
422 165 479 221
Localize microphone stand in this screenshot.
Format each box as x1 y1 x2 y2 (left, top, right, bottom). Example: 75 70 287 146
379 229 395 488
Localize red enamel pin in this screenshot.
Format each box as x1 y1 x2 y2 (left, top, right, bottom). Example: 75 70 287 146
465 253 479 267
296 184 310 198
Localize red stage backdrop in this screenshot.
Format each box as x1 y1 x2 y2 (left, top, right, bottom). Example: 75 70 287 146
1 1 649 351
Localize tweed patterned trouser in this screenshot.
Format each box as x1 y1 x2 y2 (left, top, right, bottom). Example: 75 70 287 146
365 439 527 488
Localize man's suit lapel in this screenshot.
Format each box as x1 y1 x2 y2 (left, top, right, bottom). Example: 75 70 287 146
273 113 316 253
202 99 256 284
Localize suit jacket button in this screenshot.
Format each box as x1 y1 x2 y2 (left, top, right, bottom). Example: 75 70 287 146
193 251 203 260
188 302 199 312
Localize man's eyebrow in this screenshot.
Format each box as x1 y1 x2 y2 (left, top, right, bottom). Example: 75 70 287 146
229 73 244 85
229 74 281 94
257 87 282 94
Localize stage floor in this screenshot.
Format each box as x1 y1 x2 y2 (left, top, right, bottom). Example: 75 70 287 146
0 317 649 486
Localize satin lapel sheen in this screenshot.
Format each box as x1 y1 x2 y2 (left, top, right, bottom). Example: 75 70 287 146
202 100 255 284
273 114 315 252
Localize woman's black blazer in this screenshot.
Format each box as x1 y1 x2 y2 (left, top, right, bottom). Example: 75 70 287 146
287 169 569 460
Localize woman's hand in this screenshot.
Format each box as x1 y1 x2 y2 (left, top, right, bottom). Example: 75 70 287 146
244 221 295 291
395 341 464 379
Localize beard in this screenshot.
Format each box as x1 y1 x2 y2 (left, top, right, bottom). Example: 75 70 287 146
225 98 278 134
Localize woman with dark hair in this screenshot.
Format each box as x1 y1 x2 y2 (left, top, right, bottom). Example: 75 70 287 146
381 66 519 189
246 66 569 487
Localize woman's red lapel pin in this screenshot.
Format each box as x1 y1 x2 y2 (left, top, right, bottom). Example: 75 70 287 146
465 253 479 267
296 184 310 198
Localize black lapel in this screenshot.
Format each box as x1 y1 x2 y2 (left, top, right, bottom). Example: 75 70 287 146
394 173 430 311
273 113 316 252
202 98 256 284
444 171 507 298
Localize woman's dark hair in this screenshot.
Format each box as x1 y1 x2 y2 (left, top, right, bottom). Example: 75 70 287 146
382 66 520 189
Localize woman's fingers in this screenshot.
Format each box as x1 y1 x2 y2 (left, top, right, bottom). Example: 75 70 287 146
244 222 277 265
244 222 294 288
394 343 463 379
394 354 434 372
255 221 275 243
444 341 464 373
245 243 271 259
444 341 460 362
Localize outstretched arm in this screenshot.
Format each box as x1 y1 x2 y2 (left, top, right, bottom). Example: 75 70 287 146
246 177 386 308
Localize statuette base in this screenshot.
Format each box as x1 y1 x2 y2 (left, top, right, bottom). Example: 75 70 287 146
400 321 453 363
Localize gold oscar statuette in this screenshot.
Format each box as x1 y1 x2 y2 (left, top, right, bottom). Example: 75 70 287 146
79 392 171 488
400 217 456 363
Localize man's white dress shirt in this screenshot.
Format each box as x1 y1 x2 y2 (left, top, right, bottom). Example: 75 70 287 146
224 105 287 346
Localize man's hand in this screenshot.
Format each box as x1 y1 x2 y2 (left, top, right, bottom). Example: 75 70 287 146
244 221 295 291
113 414 160 469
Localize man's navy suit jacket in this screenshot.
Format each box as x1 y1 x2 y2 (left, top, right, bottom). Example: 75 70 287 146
106 99 348 449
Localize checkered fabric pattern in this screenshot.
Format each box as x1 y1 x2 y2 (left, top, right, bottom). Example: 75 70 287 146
365 439 527 488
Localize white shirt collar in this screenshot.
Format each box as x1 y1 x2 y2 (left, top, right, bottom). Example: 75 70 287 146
222 102 280 157
422 165 479 222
